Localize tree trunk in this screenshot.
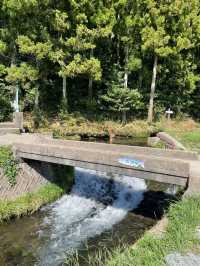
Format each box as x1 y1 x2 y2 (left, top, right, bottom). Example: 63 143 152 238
62 76 68 112
117 38 120 64
124 44 129 89
88 49 94 100
88 78 93 100
11 49 20 112
35 86 39 108
122 111 127 124
63 76 67 99
147 55 158 123
15 83 19 112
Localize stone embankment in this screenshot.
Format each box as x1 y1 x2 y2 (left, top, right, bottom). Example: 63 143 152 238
0 160 56 200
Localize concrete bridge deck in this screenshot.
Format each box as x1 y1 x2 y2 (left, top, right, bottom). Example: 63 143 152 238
11 135 200 187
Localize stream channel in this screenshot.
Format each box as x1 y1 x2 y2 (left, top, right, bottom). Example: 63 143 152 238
0 138 178 266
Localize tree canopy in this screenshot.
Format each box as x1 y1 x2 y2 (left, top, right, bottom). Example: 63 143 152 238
0 0 200 122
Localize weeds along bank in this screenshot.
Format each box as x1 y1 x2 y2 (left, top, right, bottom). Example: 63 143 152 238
24 113 155 139
0 146 74 223
103 195 200 266
24 113 200 146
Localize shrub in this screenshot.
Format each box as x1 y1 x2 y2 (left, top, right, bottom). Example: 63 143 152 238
0 146 18 186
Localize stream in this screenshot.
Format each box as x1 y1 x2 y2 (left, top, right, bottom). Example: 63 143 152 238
0 138 177 266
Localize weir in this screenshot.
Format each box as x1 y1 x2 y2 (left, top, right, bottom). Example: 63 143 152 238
13 137 200 188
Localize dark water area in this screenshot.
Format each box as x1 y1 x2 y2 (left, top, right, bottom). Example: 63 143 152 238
83 136 147 147
0 137 178 266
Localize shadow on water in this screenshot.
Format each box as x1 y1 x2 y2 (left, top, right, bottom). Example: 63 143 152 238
134 190 177 219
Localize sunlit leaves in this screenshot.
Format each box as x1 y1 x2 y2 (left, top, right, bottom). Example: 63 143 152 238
6 63 38 83
17 36 52 60
60 55 102 81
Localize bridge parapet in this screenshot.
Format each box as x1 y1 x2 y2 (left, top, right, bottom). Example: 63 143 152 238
25 138 198 161
13 140 195 187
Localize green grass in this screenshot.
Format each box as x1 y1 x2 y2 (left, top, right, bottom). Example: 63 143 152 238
0 183 64 223
105 196 200 266
166 130 200 153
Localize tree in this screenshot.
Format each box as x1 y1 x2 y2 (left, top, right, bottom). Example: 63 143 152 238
101 66 142 123
140 1 173 123
140 0 200 123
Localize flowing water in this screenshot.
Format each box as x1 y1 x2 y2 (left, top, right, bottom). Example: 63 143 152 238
0 167 157 266
0 138 178 266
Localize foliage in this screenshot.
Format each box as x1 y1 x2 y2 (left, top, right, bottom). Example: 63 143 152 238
102 86 142 121
0 0 200 121
101 67 142 122
0 146 18 187
0 79 13 122
32 108 48 129
37 116 152 139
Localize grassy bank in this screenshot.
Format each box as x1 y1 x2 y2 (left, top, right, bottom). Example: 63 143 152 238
0 165 74 223
104 195 200 266
25 113 200 150
156 118 200 153
0 183 63 223
67 196 200 266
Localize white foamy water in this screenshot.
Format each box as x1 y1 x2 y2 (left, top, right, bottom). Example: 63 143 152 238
37 168 146 266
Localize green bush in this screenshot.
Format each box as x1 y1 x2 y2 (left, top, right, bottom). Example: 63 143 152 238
0 146 18 186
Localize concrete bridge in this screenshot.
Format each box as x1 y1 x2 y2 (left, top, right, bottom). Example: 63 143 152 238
12 137 200 191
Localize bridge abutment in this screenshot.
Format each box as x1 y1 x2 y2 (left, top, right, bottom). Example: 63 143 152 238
0 161 74 201
184 162 200 197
